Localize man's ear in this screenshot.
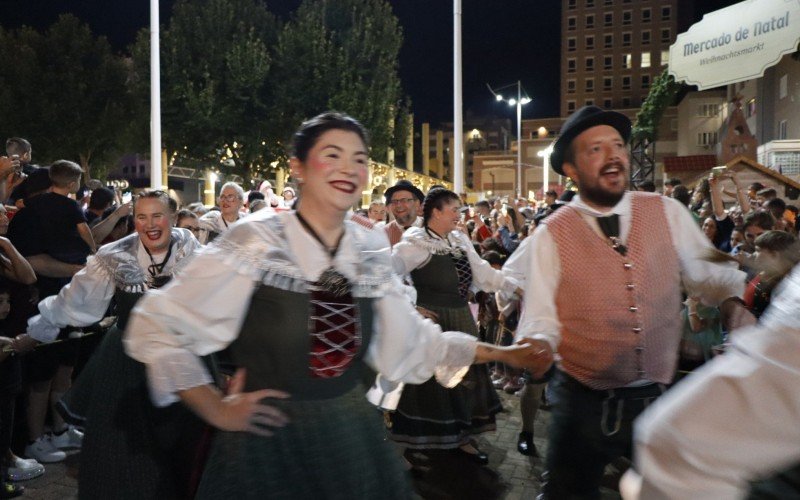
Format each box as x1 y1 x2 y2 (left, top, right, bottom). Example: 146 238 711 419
562 162 577 182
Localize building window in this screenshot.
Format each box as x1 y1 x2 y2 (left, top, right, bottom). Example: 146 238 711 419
568 37 576 52
139 164 145 174
603 98 613 109
622 32 632 47
586 99 595 106
604 55 613 69
671 119 678 131
586 0 594 7
697 104 720 117
567 100 577 113
622 53 632 69
567 58 577 73
585 56 595 71
661 28 671 44
586 35 595 50
622 10 632 25
780 74 788 99
642 30 651 45
622 97 631 107
586 14 595 28
642 8 651 23
641 52 651 68
585 78 595 92
603 0 612 5
661 6 671 20
567 0 576 9
697 132 718 146
747 98 756 118
567 16 577 31
603 76 613 91
122 166 128 174
604 34 613 48
622 76 631 90
642 75 651 89
779 120 788 140
661 50 669 65
567 79 576 93
604 12 613 27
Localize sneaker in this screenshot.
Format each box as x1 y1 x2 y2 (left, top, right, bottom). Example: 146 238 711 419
24 436 66 463
50 426 84 450
5 457 44 481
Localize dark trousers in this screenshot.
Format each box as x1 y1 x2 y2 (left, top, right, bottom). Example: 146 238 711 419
540 370 664 500
0 394 14 456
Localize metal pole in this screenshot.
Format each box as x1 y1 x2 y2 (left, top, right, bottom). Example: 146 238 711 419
453 0 464 196
516 81 522 199
150 0 163 189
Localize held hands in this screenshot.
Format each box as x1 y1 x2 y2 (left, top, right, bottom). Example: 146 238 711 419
213 368 291 437
10 334 38 354
502 338 554 380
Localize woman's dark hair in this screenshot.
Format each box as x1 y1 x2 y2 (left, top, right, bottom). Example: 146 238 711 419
292 112 369 161
247 190 265 204
481 250 505 267
672 185 691 206
422 188 460 226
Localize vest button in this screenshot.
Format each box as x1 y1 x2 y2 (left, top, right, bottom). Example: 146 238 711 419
629 306 638 312
623 263 633 269
632 327 642 333
626 283 635 290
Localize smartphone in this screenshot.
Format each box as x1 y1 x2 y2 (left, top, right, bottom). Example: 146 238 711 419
122 192 132 204
711 166 727 178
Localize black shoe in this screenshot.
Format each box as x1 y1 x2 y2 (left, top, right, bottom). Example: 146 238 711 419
517 431 538 457
455 446 489 466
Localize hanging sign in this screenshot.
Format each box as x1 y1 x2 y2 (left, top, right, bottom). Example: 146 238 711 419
669 0 800 90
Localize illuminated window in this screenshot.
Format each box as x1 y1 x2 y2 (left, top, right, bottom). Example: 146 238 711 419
622 53 633 69
661 50 669 65
641 52 651 68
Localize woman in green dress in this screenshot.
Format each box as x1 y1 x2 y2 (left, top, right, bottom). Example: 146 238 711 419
125 112 548 499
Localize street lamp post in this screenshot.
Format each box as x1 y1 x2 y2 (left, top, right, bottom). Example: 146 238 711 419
489 81 531 199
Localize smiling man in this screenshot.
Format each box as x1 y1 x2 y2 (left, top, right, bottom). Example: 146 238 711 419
383 180 424 247
512 106 752 499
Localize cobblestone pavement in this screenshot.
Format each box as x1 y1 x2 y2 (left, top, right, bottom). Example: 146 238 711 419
19 390 621 499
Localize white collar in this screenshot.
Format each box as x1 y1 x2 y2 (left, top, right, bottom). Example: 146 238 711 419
571 191 632 218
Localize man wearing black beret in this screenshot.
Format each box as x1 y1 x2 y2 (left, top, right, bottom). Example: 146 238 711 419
383 180 424 247
509 106 753 498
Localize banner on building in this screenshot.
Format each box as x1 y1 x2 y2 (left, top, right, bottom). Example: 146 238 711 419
669 0 800 90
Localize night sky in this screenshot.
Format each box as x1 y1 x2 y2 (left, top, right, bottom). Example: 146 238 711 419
1 0 742 126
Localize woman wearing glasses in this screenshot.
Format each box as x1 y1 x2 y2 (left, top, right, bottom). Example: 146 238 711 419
176 209 203 242
124 112 548 498
14 190 203 499
197 182 244 243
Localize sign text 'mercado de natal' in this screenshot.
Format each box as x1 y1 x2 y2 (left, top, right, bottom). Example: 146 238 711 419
669 0 800 90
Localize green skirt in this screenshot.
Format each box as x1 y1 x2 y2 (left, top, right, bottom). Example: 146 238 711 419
196 384 413 499
389 304 502 449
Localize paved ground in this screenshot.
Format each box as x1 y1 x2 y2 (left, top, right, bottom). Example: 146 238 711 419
17 390 622 499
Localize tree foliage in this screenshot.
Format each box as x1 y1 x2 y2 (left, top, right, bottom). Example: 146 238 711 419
130 0 279 182
632 69 684 143
0 15 132 179
271 0 405 163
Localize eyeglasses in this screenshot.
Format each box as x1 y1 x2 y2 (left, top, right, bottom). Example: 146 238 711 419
389 198 416 206
219 194 241 202
184 226 201 233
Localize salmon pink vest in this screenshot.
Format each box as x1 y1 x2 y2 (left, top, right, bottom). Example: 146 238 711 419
544 192 682 390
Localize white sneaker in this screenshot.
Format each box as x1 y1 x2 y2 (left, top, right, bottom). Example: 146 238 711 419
5 456 45 481
50 426 84 450
24 435 66 463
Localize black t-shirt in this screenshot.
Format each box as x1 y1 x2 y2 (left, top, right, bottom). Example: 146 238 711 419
27 193 90 260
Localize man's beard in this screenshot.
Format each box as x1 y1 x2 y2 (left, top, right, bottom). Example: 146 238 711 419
395 212 416 226
574 166 628 208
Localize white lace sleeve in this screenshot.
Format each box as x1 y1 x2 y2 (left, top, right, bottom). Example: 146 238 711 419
124 243 258 407
28 256 115 342
365 275 477 391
